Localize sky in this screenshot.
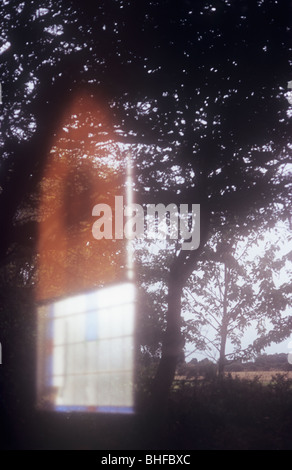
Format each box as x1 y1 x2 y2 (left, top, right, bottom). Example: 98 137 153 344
184 220 292 363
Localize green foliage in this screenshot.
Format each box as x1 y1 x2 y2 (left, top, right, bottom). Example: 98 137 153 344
183 229 292 370
162 375 292 450
0 0 291 436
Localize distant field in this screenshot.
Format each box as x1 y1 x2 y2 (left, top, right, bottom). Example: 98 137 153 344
227 370 292 383
175 370 292 384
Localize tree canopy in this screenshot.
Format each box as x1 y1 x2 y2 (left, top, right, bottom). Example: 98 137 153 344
183 228 291 374
0 0 291 406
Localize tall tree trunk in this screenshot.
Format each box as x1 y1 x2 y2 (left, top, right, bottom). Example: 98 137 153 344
142 270 185 449
150 272 183 410
150 209 210 410
218 323 228 377
218 263 229 377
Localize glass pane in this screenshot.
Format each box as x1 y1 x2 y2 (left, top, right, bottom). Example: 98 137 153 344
37 282 135 413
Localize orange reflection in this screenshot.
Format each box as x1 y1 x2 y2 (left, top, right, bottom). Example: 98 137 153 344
37 93 127 302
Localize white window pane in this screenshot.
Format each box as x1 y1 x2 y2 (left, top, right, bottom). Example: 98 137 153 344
54 298 70 317
111 372 133 407
106 307 121 337
120 303 135 336
97 373 111 406
86 291 99 311
97 282 135 308
54 294 86 317
98 341 111 371
73 343 86 374
62 376 75 405
74 375 86 405
52 375 64 389
66 344 75 374
37 282 135 413
85 341 99 373
110 338 125 370
85 311 98 341
52 345 65 376
53 317 66 345
123 337 134 369
85 374 99 406
67 314 85 343
97 309 111 338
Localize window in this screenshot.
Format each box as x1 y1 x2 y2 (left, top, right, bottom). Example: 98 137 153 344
37 282 135 413
36 94 136 414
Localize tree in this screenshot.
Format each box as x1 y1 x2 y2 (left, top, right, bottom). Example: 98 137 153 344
183 228 292 376
0 0 291 412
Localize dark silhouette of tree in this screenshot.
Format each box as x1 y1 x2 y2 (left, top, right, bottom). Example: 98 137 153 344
183 230 292 376
0 0 291 414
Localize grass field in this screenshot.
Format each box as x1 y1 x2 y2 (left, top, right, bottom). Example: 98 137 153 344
175 370 292 384
227 370 292 383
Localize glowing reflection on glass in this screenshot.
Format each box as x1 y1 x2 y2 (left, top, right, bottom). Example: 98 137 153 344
37 282 135 413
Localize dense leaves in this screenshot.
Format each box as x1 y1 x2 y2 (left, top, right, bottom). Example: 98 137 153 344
0 0 291 406
183 229 292 371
